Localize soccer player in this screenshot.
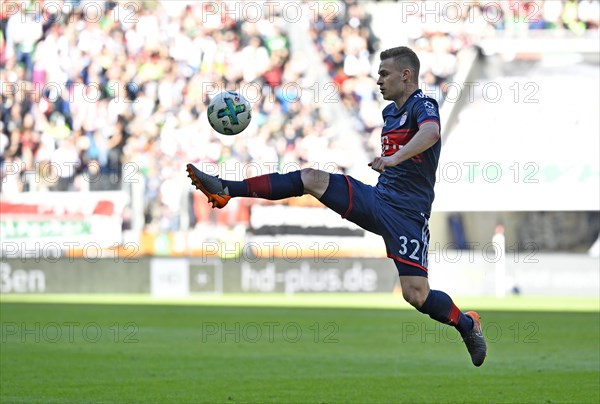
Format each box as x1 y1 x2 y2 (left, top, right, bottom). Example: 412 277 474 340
187 46 487 366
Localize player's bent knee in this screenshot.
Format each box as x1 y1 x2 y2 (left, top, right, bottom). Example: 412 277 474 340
300 168 330 198
402 287 428 308
400 276 430 308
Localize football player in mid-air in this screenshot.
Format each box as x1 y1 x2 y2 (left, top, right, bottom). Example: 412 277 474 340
187 46 487 366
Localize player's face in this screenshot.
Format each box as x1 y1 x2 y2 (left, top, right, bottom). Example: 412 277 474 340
377 58 407 102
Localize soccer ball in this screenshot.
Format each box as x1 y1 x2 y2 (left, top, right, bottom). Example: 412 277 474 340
207 91 252 135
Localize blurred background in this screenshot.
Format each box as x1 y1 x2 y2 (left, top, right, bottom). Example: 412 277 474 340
1 0 599 297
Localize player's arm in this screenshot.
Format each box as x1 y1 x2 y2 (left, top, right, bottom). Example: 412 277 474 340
369 121 440 173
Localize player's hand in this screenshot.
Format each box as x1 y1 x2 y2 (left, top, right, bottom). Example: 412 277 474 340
368 156 395 173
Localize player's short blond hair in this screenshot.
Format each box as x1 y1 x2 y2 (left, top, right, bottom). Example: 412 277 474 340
380 46 420 82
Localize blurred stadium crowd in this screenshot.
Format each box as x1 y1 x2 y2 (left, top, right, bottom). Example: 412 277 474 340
1 0 599 234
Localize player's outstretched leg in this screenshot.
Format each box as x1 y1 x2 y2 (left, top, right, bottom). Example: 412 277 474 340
186 163 305 208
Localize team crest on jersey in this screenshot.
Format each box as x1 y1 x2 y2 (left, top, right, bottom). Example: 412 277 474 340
399 112 407 126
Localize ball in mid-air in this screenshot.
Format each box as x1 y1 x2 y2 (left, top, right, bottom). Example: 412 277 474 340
207 91 252 135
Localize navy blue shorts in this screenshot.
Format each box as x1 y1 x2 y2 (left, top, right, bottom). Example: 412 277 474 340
319 174 430 277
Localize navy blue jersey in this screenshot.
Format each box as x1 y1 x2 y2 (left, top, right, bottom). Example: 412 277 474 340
375 89 441 216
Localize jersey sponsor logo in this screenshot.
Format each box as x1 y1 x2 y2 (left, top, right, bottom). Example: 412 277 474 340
381 129 416 156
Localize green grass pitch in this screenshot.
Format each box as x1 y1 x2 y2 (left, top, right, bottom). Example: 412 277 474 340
1 295 598 403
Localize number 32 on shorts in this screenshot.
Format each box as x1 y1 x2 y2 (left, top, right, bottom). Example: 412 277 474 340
398 236 421 260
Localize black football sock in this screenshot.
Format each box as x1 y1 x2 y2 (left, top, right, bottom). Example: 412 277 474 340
221 171 304 199
418 290 474 337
